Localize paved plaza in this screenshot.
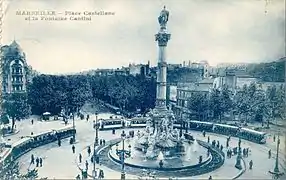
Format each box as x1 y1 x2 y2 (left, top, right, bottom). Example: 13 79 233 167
3 113 285 179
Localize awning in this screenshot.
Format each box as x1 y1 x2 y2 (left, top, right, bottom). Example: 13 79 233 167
43 112 51 115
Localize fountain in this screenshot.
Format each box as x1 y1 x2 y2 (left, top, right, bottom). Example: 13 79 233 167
104 7 225 176
157 151 164 161
192 140 198 153
186 145 192 160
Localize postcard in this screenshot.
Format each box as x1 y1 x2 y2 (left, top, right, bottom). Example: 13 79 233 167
0 0 285 179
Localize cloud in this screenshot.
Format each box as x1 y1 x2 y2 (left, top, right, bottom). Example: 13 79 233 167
2 0 285 74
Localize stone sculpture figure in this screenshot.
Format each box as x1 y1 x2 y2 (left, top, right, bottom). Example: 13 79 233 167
158 6 169 27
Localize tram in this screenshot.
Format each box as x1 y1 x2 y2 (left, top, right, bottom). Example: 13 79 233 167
213 124 240 136
238 128 267 144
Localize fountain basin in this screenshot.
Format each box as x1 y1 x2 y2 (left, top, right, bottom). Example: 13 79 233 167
108 138 211 171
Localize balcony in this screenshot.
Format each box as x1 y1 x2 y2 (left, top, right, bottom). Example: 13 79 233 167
12 81 23 85
11 72 23 76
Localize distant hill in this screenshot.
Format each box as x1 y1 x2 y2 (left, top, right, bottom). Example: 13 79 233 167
246 57 285 82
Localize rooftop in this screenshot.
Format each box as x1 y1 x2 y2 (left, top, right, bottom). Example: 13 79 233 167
198 78 215 84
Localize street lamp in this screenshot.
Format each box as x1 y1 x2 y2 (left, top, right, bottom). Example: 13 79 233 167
70 108 76 143
269 135 284 179
92 112 99 180
180 111 183 137
116 131 132 180
95 112 99 145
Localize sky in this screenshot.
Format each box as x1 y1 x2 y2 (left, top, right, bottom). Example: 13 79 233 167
2 0 285 74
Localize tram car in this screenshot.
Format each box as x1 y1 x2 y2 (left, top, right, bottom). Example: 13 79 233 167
237 128 267 144
213 124 240 136
127 118 147 128
99 118 124 130
173 120 181 128
189 121 214 132
27 125 75 148
10 137 34 160
54 125 76 139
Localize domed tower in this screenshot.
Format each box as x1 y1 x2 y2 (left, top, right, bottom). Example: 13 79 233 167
1 40 29 94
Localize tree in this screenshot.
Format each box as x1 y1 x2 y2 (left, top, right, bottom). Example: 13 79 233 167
187 93 208 120
276 85 286 121
2 93 31 131
0 113 10 124
219 85 233 119
266 85 286 125
0 161 39 180
209 89 223 121
233 84 250 122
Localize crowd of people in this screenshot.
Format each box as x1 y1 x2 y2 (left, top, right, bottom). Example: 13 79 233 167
203 130 257 172
75 145 105 179
30 154 43 168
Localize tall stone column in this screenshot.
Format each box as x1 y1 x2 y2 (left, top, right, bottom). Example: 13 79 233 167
155 6 171 109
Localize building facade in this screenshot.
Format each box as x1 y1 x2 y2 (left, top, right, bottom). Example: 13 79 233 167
1 41 30 94
128 62 150 76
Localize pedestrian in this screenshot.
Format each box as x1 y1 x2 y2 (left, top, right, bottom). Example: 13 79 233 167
36 157 39 167
159 160 163 168
199 155 203 163
103 139 106 146
203 130 206 137
87 146 91 156
79 153 82 163
220 145 223 151
207 136 210 143
85 160 89 171
96 156 100 164
39 158 43 167
208 175 212 180
238 138 241 148
58 138 61 147
31 119 34 125
30 154 35 164
273 135 276 142
100 139 103 146
212 140 216 147
76 174 81 180
112 129 115 134
91 155 94 163
72 145 75 153
99 169 104 179
268 149 271 159
249 160 253 170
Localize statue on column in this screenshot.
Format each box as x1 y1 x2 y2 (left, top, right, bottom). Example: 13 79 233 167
158 6 169 27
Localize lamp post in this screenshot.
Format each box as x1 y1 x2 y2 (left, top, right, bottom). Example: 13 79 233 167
71 108 76 143
95 112 99 145
180 111 183 137
269 135 284 179
116 131 132 180
92 112 99 179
